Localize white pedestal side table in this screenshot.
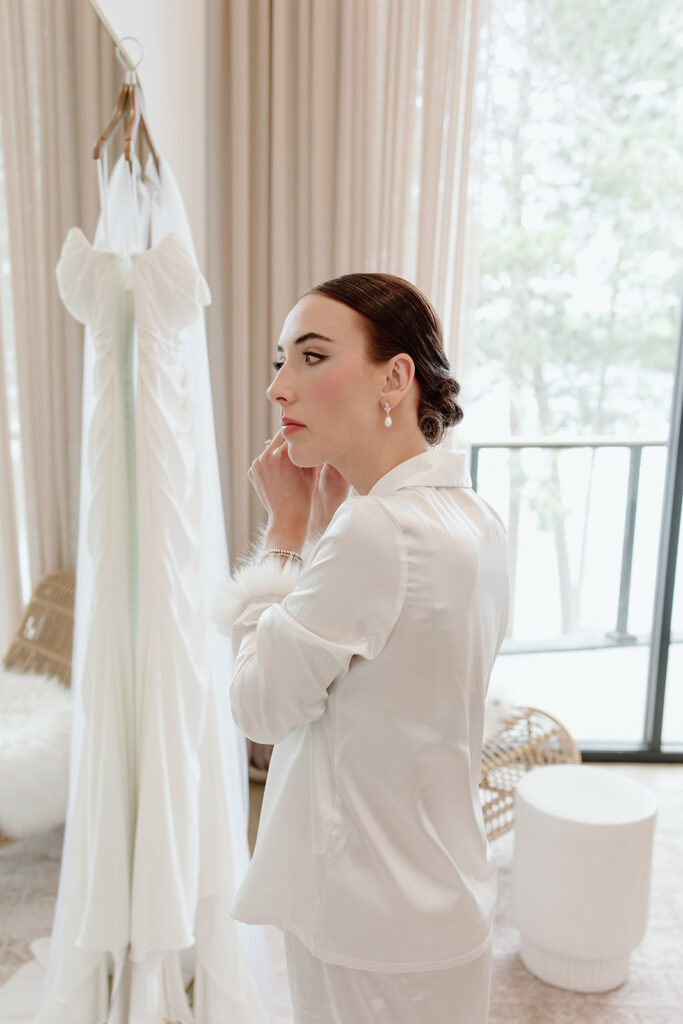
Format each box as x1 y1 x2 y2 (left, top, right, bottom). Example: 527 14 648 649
511 764 657 992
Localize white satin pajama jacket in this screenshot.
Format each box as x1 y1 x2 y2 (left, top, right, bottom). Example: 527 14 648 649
213 447 510 974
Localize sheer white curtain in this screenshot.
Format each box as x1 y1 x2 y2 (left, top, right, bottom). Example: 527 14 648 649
0 304 21 652
207 0 486 564
0 0 118 645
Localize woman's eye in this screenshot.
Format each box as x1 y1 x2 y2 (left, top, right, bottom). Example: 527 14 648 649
272 351 326 372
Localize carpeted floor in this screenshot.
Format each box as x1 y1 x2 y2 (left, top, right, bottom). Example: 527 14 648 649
1 766 682 1022
487 781 683 1024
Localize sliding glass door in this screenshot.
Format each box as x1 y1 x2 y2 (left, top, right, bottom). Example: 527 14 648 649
463 0 683 759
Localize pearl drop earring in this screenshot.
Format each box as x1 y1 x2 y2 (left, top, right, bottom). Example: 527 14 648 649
383 401 392 427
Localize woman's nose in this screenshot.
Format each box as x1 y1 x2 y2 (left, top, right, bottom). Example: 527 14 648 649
266 368 291 404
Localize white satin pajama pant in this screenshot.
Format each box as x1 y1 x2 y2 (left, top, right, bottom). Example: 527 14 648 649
283 931 493 1024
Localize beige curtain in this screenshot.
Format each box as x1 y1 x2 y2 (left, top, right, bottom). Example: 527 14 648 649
207 0 484 564
0 278 22 652
0 0 119 644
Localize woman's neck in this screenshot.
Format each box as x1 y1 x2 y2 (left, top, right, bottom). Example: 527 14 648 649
338 432 430 495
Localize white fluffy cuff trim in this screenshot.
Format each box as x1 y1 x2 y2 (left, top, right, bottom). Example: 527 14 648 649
210 559 301 636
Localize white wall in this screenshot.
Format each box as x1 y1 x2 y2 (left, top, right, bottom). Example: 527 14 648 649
91 0 208 266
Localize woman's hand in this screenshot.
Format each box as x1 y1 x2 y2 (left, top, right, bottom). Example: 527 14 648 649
249 431 316 551
308 463 352 539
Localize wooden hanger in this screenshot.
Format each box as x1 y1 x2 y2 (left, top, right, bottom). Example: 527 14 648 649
93 39 161 179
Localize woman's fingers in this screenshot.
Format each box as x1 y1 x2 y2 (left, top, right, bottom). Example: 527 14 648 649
254 430 286 466
247 426 316 529
251 431 283 474
264 428 287 451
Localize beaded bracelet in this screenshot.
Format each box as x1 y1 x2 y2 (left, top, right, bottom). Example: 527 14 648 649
261 548 304 566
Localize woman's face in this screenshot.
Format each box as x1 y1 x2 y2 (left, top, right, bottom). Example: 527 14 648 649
266 293 388 470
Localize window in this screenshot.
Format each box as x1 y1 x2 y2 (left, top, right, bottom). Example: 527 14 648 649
467 0 683 752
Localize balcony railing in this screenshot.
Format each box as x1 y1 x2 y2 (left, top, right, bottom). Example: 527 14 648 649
469 437 670 655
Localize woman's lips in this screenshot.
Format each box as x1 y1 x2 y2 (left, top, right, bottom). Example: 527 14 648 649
282 421 306 435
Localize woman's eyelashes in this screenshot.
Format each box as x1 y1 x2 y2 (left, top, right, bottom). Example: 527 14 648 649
272 351 327 371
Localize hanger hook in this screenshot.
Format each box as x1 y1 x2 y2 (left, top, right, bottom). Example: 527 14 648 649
115 36 143 82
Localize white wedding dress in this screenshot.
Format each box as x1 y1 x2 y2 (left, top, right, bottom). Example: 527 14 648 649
0 155 292 1023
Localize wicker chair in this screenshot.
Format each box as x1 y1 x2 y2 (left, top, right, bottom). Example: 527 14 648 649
3 571 75 686
480 705 582 840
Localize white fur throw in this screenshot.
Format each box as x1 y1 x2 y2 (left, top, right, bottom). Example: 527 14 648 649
210 559 301 637
0 668 71 838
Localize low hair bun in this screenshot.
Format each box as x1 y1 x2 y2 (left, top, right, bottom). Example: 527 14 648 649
417 372 464 446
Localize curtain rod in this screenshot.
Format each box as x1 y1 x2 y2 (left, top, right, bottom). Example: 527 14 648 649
86 0 136 70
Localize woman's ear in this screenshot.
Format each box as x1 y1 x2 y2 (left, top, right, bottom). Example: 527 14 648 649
382 353 415 403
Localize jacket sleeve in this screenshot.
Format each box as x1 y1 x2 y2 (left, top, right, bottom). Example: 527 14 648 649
211 497 406 743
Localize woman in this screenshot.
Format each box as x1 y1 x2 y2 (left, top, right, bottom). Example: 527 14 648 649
213 273 509 1023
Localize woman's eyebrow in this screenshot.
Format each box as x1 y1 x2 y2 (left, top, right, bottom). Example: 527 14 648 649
276 332 337 352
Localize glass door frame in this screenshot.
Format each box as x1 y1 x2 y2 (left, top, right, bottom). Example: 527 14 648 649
582 290 683 764
469 293 683 764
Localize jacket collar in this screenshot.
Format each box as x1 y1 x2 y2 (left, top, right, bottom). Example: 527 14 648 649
367 446 472 497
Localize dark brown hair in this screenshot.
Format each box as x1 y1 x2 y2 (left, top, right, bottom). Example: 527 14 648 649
307 272 463 445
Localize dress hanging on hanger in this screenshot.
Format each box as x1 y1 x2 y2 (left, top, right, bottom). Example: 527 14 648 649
30 147 287 1023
